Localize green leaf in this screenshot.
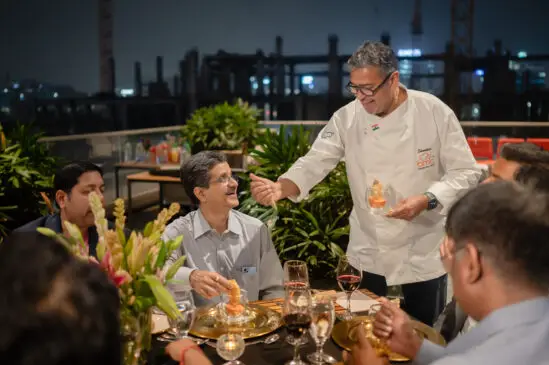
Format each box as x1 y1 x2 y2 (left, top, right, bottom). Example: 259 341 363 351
165 255 186 281
155 241 168 269
143 275 180 319
143 222 153 237
167 235 183 252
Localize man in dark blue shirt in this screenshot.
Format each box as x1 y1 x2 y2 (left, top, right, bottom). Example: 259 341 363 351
14 161 108 257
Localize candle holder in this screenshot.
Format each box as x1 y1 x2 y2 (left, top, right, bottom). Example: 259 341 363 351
216 333 245 365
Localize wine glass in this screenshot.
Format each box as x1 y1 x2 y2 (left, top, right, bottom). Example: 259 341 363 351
282 287 313 365
216 333 245 365
283 260 310 346
283 260 310 289
336 256 362 321
167 285 196 340
307 294 337 364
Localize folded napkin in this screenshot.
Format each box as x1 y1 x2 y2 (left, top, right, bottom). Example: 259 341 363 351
335 291 378 313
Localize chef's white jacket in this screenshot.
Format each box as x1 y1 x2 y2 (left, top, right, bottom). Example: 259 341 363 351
280 89 481 285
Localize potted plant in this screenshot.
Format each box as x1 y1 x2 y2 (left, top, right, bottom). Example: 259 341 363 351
0 123 60 236
181 99 261 166
238 125 353 281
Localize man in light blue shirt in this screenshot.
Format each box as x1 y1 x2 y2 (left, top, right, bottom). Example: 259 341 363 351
347 181 549 365
163 151 284 307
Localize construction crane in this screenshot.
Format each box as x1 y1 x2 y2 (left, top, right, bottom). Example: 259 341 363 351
98 0 114 93
450 0 475 117
451 0 475 57
410 0 423 89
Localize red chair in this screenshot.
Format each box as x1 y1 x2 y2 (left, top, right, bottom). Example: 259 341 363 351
496 138 525 156
467 137 494 160
526 138 549 151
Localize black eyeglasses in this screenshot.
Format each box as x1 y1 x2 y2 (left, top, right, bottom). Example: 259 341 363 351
211 173 239 185
346 71 395 96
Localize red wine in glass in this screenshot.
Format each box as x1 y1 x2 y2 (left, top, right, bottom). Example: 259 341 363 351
337 274 361 293
336 256 362 320
284 313 312 339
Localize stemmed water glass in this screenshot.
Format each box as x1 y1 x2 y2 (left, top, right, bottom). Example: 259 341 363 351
283 260 310 289
307 294 337 364
166 284 196 340
336 255 362 321
282 287 313 365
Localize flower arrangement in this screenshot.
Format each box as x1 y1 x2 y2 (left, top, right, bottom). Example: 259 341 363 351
38 192 185 364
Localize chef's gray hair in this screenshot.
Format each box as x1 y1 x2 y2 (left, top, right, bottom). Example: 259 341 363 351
347 41 398 76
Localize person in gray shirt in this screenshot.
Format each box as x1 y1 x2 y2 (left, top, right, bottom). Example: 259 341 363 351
163 151 284 307
347 181 549 365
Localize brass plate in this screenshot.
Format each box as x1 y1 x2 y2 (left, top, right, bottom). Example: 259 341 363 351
331 316 446 362
189 303 282 340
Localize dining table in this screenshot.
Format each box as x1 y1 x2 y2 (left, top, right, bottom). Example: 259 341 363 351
148 288 393 365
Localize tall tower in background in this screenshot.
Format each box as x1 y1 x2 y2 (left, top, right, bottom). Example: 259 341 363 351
98 0 115 93
451 0 475 117
410 0 423 90
451 0 474 57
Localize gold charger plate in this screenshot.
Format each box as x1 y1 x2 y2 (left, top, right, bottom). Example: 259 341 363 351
331 316 446 362
189 303 282 340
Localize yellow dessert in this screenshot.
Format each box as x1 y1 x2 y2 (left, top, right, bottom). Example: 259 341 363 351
225 280 245 316
368 179 387 208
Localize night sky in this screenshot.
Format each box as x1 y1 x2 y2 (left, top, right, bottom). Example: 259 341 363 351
1 0 548 92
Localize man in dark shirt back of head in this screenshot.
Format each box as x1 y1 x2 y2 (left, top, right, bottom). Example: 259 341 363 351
0 232 121 365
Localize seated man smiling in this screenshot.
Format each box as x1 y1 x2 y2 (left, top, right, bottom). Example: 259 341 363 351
163 151 284 306
14 161 107 257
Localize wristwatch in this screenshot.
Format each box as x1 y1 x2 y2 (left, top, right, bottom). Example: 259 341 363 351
424 192 439 211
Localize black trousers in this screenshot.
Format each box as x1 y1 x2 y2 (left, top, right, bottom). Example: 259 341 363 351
359 271 447 326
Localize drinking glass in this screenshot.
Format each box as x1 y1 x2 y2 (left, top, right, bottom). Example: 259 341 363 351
282 287 312 365
368 303 382 317
307 294 336 364
283 260 310 289
216 333 245 365
167 285 196 340
366 179 391 215
336 256 362 321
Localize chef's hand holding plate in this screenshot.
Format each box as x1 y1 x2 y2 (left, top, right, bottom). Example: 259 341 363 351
385 195 428 221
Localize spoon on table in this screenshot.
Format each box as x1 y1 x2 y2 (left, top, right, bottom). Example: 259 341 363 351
247 333 280 346
205 333 280 348
157 331 207 345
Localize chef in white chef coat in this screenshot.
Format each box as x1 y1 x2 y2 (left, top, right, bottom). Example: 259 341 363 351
250 40 481 325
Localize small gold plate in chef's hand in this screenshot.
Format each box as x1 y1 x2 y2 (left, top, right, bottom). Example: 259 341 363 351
189 303 282 340
332 316 446 362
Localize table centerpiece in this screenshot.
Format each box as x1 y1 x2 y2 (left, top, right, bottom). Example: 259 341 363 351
39 192 185 365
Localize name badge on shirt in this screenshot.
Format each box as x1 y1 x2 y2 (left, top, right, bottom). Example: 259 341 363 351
239 266 257 274
416 148 435 170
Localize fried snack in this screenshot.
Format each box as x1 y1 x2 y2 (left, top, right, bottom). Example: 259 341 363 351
368 179 387 208
225 279 245 316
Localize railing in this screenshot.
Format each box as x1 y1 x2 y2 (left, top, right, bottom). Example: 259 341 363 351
38 121 549 212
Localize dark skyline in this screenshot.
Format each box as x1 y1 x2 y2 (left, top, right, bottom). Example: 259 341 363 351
1 0 548 92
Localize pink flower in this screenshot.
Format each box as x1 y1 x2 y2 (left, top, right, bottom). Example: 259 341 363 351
97 251 131 287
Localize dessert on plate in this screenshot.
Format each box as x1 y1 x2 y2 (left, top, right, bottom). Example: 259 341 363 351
368 179 387 209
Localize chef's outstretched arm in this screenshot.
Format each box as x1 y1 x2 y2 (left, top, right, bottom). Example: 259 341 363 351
250 115 345 205
426 109 481 213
